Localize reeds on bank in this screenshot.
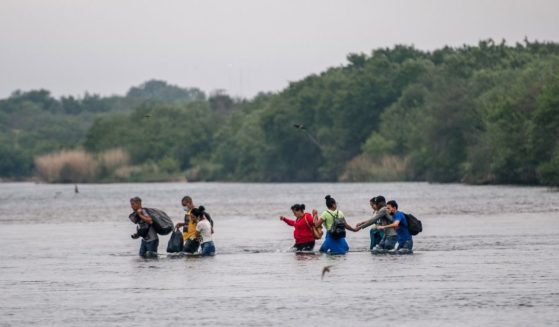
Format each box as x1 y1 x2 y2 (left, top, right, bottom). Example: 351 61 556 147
35 149 129 183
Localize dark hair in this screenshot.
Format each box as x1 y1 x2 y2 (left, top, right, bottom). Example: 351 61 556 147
190 205 206 218
370 195 386 206
182 196 192 203
290 204 306 212
130 196 142 204
386 200 398 209
325 195 336 209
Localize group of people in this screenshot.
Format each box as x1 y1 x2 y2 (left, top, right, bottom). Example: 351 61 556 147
129 196 215 257
280 195 413 255
129 193 414 258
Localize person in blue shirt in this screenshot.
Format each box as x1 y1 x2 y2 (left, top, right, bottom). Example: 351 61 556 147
377 200 413 254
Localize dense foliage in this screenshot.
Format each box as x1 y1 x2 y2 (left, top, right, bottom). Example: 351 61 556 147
1 41 558 185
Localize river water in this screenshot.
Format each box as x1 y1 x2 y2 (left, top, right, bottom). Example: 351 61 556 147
0 182 558 326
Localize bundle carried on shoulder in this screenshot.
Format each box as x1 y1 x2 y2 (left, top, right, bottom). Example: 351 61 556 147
129 208 174 235
404 213 423 236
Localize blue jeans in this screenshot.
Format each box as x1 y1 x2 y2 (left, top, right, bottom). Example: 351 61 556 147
319 233 349 254
372 235 397 253
201 241 215 256
139 239 159 257
396 239 413 254
369 229 385 250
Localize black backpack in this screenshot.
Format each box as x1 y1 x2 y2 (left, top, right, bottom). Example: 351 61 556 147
404 213 422 236
328 211 346 240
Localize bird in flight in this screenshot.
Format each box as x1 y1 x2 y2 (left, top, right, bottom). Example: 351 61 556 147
293 124 306 130
322 265 333 280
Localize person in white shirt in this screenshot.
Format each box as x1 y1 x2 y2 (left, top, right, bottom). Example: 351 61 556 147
192 206 215 256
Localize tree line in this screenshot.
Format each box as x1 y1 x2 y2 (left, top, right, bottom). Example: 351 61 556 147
1 40 558 185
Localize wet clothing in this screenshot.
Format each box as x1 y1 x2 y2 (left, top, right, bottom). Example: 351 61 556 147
139 239 159 257
294 241 315 251
369 228 385 250
282 213 315 245
319 232 349 254
379 235 397 250
393 211 412 244
360 207 396 237
197 219 215 256
319 209 349 254
183 238 200 254
201 241 215 256
132 209 159 242
140 223 158 243
196 219 213 243
320 209 345 231
132 209 158 257
182 209 213 241
396 240 413 254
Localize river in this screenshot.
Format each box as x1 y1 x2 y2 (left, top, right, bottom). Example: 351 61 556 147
0 182 558 326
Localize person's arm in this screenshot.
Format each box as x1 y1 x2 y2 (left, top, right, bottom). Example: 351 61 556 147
137 209 153 224
343 218 359 232
175 221 185 229
378 220 400 230
357 209 387 230
312 209 323 227
280 216 295 226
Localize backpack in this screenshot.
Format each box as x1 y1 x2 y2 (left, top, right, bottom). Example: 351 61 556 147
328 211 346 240
303 214 323 240
404 213 422 236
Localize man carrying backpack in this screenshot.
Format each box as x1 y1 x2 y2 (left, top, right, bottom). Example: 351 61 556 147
378 200 413 254
129 196 159 258
356 196 397 253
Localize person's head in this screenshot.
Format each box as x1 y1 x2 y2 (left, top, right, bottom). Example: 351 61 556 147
386 200 398 214
190 206 206 222
181 196 194 209
130 196 142 211
370 195 386 211
325 195 337 210
290 204 306 218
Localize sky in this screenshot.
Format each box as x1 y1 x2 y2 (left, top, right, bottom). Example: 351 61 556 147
1 0 559 99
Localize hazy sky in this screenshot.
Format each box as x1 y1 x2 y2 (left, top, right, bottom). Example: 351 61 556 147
1 0 558 99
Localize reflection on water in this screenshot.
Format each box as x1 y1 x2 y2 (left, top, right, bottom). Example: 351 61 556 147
0 182 558 326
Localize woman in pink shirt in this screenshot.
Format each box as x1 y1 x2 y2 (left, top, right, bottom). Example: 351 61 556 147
280 204 316 251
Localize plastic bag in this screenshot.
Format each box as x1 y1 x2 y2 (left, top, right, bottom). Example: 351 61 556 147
167 229 184 253
144 208 173 235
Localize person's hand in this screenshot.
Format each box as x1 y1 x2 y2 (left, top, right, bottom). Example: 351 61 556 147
131 233 139 239
377 225 385 230
175 222 182 229
136 208 143 214
279 216 285 221
312 209 318 216
354 225 361 232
